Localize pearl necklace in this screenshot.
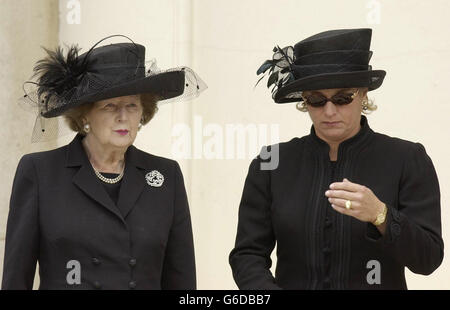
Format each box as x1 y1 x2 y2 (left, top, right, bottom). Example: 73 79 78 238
92 165 125 184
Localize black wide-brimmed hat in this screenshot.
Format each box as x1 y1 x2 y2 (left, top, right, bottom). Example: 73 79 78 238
20 35 207 142
256 28 386 103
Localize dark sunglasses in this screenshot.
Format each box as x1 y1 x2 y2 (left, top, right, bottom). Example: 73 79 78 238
302 89 359 107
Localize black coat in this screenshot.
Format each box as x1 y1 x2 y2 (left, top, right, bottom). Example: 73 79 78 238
229 116 444 289
2 134 196 290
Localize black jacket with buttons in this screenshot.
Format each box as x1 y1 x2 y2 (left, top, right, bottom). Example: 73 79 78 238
2 134 196 290
229 116 444 289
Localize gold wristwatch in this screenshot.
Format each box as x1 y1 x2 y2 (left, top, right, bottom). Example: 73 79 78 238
373 204 388 226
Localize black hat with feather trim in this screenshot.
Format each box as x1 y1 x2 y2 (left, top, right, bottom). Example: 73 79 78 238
256 28 386 103
21 35 207 118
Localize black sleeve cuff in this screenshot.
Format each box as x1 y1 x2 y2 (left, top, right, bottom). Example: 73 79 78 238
365 205 402 244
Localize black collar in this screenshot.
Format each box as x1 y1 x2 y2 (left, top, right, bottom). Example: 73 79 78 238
308 115 374 158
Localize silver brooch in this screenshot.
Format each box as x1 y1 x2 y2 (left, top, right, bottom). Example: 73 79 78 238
145 170 164 187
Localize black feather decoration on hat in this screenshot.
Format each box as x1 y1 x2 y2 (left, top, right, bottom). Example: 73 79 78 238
255 45 295 96
32 44 88 105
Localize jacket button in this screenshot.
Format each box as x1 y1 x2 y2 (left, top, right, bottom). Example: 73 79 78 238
129 281 137 289
94 281 102 289
322 247 331 255
129 258 137 267
325 219 332 228
323 278 331 289
92 257 101 265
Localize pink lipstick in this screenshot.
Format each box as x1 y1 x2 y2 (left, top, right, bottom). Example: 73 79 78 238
115 130 129 136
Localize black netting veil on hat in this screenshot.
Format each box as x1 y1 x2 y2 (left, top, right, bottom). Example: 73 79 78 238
19 35 207 143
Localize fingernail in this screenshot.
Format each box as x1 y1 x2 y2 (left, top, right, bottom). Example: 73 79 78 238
325 190 330 196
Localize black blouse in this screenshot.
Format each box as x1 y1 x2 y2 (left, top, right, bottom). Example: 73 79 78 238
99 172 122 214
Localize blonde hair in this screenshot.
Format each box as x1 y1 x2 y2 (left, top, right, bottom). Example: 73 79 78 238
62 93 160 135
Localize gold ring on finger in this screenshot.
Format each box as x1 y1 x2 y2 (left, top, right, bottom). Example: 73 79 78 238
345 200 352 210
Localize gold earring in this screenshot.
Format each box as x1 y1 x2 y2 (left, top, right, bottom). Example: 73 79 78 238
362 98 368 110
296 101 307 112
83 123 90 133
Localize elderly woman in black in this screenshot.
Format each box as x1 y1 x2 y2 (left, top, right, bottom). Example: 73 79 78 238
229 28 443 289
2 35 206 289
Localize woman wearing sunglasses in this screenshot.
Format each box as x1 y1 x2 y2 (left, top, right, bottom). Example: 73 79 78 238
229 28 443 289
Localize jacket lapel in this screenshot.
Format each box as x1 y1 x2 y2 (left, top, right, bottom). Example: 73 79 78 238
116 162 145 219
66 134 148 223
65 134 125 224
72 164 125 222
